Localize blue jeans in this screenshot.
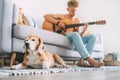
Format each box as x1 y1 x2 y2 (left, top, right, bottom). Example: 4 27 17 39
65 32 96 59
82 34 96 55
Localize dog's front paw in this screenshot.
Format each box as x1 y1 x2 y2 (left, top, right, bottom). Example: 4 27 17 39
11 64 25 70
54 63 63 68
11 65 18 70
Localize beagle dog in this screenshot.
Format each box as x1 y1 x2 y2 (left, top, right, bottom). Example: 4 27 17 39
11 35 68 69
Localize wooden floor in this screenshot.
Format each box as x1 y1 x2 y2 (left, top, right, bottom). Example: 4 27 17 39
1 70 120 80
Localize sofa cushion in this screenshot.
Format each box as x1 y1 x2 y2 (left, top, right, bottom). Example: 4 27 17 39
93 33 104 52
13 24 74 49
93 43 103 52
12 38 80 58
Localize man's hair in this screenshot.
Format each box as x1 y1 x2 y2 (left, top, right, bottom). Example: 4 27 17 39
68 0 79 7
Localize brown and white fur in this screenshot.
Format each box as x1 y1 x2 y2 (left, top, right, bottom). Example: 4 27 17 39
10 35 68 69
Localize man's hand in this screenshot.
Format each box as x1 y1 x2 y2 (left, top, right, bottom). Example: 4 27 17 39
80 23 89 36
57 21 66 29
83 23 89 30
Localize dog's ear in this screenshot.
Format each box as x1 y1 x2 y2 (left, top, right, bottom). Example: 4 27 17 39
38 40 45 54
38 44 45 54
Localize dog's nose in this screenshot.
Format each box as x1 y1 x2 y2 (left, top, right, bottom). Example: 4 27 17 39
25 43 29 48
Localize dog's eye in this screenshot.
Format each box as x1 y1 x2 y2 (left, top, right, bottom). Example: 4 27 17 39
25 40 28 42
32 39 35 41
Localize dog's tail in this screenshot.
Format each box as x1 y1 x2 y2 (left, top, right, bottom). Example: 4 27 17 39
53 54 68 67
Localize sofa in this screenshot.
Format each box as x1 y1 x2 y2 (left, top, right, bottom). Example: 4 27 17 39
0 0 104 63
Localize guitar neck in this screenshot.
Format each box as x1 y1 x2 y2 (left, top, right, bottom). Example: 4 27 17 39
65 21 96 28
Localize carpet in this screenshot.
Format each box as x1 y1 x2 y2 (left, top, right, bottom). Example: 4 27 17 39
1 66 120 78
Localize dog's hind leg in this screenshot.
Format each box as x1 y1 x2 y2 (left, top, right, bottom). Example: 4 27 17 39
53 54 69 68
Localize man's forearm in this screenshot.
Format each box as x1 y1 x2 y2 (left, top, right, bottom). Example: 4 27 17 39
44 15 58 24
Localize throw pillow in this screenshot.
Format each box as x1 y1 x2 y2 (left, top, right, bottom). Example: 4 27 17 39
18 8 26 25
18 8 38 28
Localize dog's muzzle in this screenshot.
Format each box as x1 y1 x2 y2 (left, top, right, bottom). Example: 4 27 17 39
25 43 29 49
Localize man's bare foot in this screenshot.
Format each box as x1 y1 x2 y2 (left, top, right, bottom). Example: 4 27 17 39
87 57 104 68
77 58 91 67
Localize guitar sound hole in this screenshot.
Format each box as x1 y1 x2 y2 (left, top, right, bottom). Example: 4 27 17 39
56 30 62 34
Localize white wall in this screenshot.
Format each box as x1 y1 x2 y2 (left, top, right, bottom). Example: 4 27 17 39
78 0 120 54
13 0 120 54
13 0 68 27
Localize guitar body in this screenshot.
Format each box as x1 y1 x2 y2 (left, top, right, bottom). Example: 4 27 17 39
42 18 74 35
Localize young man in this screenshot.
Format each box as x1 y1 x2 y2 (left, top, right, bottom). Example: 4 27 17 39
43 0 104 67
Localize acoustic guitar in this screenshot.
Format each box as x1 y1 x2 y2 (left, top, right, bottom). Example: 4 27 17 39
42 19 106 35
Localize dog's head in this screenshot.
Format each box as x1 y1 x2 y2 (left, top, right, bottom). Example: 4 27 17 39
23 35 44 54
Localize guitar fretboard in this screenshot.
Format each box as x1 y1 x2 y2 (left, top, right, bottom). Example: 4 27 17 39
65 22 96 28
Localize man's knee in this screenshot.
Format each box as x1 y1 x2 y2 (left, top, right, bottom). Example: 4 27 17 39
71 32 80 37
89 34 96 41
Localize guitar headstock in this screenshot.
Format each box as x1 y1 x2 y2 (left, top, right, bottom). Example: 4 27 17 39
96 20 106 25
